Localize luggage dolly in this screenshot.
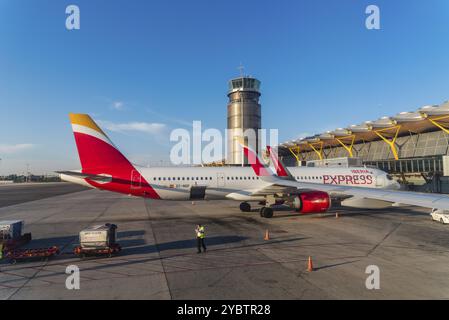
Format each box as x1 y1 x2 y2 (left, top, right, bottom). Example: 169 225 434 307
5 246 60 264
74 243 121 258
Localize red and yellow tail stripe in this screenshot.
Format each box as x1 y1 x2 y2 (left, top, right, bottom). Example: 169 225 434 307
69 113 115 147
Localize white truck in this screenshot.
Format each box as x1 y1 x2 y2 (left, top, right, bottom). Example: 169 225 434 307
431 209 449 224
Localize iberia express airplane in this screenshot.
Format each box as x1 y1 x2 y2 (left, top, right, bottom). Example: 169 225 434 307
59 114 449 218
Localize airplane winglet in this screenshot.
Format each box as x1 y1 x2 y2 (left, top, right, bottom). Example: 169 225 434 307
266 146 295 180
238 142 273 177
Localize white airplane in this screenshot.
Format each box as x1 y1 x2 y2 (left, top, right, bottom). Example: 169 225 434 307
59 113 449 218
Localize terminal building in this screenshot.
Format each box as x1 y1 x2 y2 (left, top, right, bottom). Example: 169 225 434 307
278 101 449 193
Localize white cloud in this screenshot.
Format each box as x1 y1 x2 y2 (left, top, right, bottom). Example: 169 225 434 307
111 101 125 110
0 144 35 154
97 120 166 135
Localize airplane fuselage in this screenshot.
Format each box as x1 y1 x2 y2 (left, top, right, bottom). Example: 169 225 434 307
61 165 400 201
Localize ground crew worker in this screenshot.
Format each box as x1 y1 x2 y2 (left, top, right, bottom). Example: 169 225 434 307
195 224 206 253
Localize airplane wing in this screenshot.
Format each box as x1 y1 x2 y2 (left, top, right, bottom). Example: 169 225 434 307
243 145 449 211
254 175 449 210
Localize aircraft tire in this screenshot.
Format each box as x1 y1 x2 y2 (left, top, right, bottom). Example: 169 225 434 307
240 202 251 212
260 207 273 218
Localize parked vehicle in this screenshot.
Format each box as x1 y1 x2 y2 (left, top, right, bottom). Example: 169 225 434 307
0 220 24 240
431 209 449 224
74 223 121 258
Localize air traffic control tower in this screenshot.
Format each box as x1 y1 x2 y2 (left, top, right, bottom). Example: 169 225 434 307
227 76 261 165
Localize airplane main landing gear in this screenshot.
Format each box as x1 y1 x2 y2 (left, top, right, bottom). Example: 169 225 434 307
239 202 251 212
259 207 273 218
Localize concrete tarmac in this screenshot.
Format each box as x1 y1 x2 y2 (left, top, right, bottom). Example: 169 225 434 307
1 188 449 299
0 183 88 208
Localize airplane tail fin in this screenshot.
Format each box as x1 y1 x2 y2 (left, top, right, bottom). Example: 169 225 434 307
69 113 130 172
67 113 160 199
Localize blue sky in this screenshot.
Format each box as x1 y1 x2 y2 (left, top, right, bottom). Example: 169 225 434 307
1 0 449 174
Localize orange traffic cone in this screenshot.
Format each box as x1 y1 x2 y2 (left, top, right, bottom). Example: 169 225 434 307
264 229 270 241
307 256 314 272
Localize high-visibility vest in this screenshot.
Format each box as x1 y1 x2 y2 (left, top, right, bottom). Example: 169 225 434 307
197 226 205 238
0 243 3 260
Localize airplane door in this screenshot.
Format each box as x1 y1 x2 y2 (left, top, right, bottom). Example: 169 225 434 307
131 170 142 189
375 174 384 187
217 173 225 188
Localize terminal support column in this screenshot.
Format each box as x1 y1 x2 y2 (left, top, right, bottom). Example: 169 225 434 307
427 115 449 134
373 125 401 160
308 141 324 160
288 146 302 166
335 135 356 157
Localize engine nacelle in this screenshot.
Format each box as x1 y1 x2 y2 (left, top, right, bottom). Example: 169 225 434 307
291 191 331 214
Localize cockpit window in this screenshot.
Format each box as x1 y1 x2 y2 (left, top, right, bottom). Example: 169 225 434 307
386 174 393 181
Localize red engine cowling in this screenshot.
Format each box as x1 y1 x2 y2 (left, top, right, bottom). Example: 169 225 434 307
292 191 331 214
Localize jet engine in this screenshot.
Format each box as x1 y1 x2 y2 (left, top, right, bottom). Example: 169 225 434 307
291 191 331 214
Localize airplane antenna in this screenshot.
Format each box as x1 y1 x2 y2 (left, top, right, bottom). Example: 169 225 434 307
237 63 245 77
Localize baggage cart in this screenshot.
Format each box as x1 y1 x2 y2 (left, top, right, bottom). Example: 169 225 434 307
5 246 60 264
